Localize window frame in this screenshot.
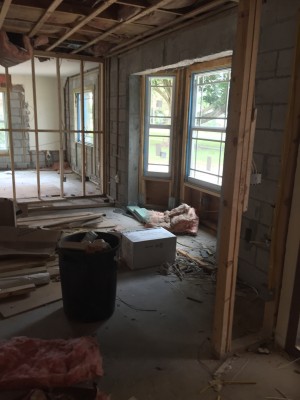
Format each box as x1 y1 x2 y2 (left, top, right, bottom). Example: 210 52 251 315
185 63 231 193
74 86 95 147
143 74 176 178
0 90 9 155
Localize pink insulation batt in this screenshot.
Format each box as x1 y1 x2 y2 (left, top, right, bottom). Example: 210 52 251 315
0 336 103 390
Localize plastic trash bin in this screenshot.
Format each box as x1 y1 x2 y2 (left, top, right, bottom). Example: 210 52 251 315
58 231 120 322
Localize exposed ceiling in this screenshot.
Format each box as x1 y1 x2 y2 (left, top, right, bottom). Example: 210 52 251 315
0 0 237 61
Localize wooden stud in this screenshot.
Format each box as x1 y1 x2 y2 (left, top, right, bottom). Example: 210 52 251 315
34 51 103 63
4 67 16 202
31 57 41 199
211 0 262 358
0 0 12 29
28 0 64 37
98 63 104 194
46 0 118 51
56 58 64 198
109 0 229 56
80 60 86 196
72 0 177 54
263 13 300 337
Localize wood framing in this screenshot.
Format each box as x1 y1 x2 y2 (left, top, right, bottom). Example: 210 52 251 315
56 57 64 198
80 60 86 196
211 0 262 358
263 14 300 337
31 57 41 199
28 0 64 37
4 66 16 202
0 0 12 29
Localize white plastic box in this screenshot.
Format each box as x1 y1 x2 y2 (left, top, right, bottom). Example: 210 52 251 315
121 227 177 270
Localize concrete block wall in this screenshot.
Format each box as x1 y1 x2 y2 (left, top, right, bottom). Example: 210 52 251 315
0 85 31 170
106 0 299 292
107 9 237 204
237 0 299 293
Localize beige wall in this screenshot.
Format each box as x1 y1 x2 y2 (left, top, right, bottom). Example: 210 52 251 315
11 75 61 151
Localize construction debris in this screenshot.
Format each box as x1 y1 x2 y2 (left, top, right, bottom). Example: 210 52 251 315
127 203 199 235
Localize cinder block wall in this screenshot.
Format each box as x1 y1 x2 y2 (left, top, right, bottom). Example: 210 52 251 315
106 0 299 291
0 85 31 169
238 0 299 293
106 9 237 204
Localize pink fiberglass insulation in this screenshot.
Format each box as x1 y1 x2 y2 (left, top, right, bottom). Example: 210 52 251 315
0 336 103 390
146 204 199 235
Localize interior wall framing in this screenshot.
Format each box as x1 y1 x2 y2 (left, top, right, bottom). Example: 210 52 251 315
1 56 105 201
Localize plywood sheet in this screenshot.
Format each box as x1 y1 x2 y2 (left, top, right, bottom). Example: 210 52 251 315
0 281 62 317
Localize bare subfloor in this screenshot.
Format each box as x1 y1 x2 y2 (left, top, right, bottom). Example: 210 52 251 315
0 207 299 399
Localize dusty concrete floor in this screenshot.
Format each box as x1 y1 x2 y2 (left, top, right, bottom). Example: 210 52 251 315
0 169 100 198
0 207 299 399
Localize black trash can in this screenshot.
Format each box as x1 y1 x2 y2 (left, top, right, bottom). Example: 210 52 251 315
58 232 120 322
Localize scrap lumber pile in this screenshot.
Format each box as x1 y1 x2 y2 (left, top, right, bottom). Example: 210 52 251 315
17 211 105 229
0 227 61 317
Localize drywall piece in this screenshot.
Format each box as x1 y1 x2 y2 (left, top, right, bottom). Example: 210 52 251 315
0 281 62 317
0 226 61 257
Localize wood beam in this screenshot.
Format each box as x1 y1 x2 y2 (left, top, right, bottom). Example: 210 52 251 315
263 13 300 337
108 0 229 56
33 50 103 63
72 0 175 54
116 0 183 15
46 0 118 51
28 0 64 37
211 0 262 358
0 0 12 29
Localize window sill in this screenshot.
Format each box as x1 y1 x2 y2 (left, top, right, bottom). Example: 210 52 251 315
0 150 9 156
184 180 221 198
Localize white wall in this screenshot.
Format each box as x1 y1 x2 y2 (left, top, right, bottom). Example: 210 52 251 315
11 75 60 151
275 144 300 347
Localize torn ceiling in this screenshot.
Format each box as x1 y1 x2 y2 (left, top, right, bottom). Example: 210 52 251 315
0 0 238 61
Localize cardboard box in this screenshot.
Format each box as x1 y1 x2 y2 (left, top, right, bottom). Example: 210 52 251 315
121 227 177 270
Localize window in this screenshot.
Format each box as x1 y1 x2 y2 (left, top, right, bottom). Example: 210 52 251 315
0 91 8 152
75 90 94 145
186 68 231 189
144 76 175 175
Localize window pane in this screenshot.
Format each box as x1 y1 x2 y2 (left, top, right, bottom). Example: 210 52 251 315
149 77 173 125
193 69 230 129
148 136 170 164
144 76 174 176
187 67 231 188
75 90 94 145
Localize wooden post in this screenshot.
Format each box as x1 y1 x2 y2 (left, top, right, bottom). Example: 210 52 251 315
98 63 104 194
31 57 41 199
263 13 300 337
80 60 86 196
4 67 16 202
211 0 262 358
56 58 64 198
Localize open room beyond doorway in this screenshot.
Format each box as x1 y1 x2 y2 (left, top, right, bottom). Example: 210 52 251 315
0 57 105 202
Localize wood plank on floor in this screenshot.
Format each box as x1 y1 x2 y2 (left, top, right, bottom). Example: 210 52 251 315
0 281 62 318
